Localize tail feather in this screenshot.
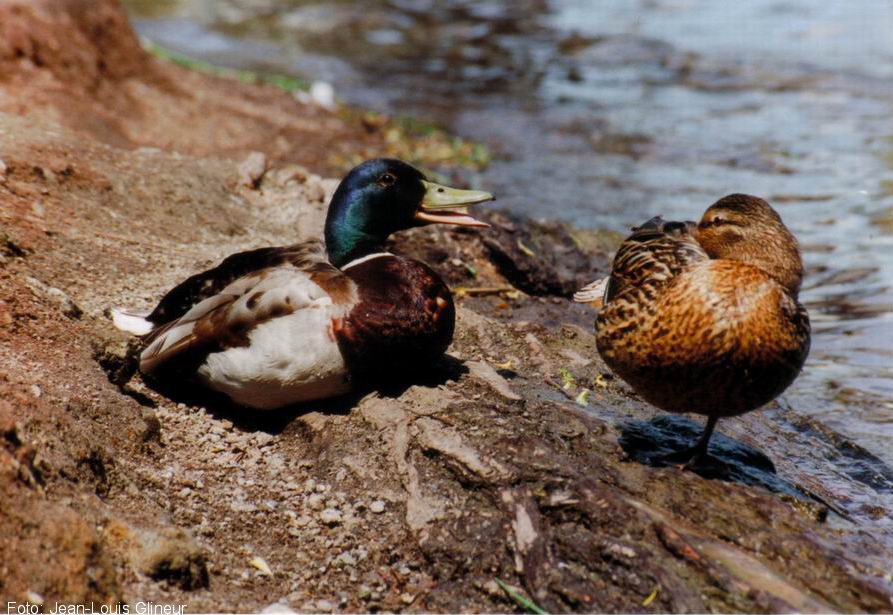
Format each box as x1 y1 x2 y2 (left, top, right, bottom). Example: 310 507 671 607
573 277 609 307
111 308 154 336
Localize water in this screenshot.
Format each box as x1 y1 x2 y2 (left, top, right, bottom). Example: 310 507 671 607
124 1 893 466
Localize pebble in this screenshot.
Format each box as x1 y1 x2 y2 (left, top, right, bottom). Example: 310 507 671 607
237 151 268 189
369 500 386 514
305 494 325 511
24 591 44 605
333 551 356 567
230 500 258 513
260 600 295 614
310 81 336 109
24 276 82 319
319 508 342 526
254 432 275 447
315 599 334 612
608 544 637 559
249 556 273 576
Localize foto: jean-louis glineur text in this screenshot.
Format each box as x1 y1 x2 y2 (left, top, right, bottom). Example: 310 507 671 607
8 602 186 615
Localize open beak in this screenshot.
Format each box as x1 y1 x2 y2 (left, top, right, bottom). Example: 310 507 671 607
414 180 493 228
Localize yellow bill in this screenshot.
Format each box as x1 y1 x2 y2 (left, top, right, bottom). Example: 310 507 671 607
415 180 493 227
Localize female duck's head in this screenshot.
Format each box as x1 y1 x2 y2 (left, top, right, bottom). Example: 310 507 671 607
695 194 803 295
324 158 493 267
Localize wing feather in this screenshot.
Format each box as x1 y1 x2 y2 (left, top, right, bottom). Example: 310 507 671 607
138 242 357 375
604 217 707 301
145 240 332 325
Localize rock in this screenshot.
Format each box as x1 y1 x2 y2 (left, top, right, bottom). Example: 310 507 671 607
305 493 325 511
302 82 336 110
253 432 275 447
369 500 386 514
481 210 609 297
230 499 257 513
249 556 273 577
91 337 141 389
319 508 342 526
135 527 209 590
466 360 522 400
0 231 27 258
24 276 82 318
261 600 296 614
238 151 268 189
24 591 44 605
333 551 356 567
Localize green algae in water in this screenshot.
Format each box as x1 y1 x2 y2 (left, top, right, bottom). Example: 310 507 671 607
143 39 310 92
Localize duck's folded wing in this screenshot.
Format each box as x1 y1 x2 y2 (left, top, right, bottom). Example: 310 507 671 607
145 240 332 326
604 217 708 301
140 257 358 375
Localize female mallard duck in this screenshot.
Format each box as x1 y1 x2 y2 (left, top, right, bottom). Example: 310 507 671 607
575 194 810 466
112 158 492 409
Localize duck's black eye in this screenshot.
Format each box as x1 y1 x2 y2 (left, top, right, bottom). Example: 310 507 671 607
698 215 727 229
378 172 397 186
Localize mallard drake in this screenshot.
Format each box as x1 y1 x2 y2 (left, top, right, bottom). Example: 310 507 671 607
575 194 810 465
112 158 493 409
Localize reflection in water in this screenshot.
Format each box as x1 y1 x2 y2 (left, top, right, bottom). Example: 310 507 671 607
124 1 893 465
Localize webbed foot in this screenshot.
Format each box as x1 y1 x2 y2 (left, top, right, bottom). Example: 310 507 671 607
656 445 710 470
656 415 719 471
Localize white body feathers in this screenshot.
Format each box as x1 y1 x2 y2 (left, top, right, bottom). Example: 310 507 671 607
113 257 360 410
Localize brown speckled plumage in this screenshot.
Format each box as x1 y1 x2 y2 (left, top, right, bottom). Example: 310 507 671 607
584 194 810 463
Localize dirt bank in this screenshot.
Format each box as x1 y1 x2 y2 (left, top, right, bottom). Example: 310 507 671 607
1 1 892 612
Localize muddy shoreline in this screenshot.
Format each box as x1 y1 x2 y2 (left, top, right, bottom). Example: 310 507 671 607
2 1 892 612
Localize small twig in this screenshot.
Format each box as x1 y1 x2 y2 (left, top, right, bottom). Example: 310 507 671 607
544 375 576 402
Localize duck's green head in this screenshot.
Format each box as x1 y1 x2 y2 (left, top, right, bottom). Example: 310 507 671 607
324 158 493 267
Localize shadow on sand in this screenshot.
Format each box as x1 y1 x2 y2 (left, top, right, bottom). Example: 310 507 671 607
135 354 470 435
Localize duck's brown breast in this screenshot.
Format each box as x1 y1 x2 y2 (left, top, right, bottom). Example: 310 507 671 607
597 259 809 416
334 255 454 382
